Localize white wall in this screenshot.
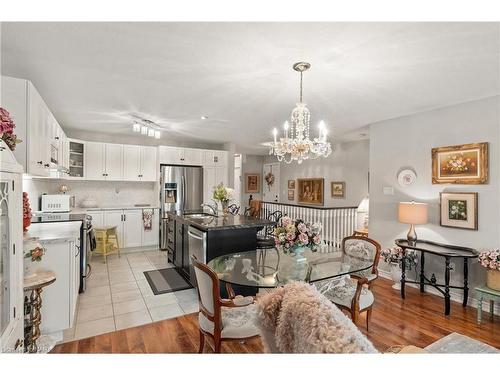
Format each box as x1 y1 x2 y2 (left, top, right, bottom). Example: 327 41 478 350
23 178 157 211
369 96 499 296
264 139 370 207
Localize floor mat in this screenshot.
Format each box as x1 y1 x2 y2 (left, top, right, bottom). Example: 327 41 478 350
144 268 193 295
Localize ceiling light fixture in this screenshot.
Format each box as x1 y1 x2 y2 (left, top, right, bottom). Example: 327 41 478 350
269 62 332 164
154 130 161 139
132 122 141 132
141 125 148 135
201 116 208 120
131 116 162 139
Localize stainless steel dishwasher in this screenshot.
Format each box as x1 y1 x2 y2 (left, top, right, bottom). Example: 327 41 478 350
187 226 207 286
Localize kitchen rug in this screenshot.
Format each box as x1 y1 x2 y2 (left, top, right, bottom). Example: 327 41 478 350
144 268 193 295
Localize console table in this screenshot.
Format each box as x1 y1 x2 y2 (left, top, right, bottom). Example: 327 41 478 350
395 239 478 315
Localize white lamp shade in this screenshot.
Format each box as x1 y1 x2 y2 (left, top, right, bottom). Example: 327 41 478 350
357 196 369 213
398 202 428 225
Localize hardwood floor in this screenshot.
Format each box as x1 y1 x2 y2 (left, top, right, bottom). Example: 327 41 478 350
51 278 500 353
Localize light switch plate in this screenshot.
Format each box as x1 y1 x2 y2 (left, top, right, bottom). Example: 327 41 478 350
383 186 394 195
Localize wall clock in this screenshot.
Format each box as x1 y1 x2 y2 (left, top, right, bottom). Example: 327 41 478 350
397 169 417 186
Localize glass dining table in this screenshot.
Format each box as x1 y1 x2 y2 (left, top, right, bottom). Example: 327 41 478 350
207 247 374 288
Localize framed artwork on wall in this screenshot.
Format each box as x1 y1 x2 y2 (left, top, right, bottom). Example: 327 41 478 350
432 142 488 184
288 190 295 201
297 178 324 206
440 192 478 230
245 173 260 193
288 180 296 189
331 181 345 198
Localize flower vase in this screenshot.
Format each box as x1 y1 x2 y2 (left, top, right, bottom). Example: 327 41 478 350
390 262 401 290
486 269 500 291
288 246 309 280
221 201 229 217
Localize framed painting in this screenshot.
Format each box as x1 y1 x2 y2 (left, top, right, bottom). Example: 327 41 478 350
297 178 324 206
288 180 296 189
288 190 295 201
432 142 488 184
440 192 478 230
331 181 345 198
245 173 260 193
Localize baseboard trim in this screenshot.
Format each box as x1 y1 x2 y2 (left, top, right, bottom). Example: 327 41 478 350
378 270 499 317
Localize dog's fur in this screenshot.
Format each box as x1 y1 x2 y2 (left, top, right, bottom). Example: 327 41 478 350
255 281 378 353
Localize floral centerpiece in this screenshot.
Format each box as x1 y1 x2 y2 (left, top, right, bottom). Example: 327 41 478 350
274 216 323 256
212 183 234 216
381 246 418 290
0 107 22 151
23 192 33 232
478 249 500 291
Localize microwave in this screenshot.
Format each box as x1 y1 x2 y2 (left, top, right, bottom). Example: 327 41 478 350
41 194 75 212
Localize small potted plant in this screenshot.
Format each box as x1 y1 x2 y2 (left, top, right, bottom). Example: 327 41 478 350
478 249 500 291
212 183 234 216
381 246 418 290
0 107 22 151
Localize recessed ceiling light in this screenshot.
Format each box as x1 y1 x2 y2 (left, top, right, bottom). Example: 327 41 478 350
201 116 208 120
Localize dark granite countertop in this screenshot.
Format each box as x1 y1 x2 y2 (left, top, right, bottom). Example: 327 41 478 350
168 211 273 231
31 213 88 224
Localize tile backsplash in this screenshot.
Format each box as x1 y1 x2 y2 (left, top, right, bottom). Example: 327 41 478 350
23 177 158 211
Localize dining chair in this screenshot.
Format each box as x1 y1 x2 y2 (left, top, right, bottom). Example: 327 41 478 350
316 236 381 331
244 199 262 218
227 203 240 215
256 210 283 249
191 256 260 353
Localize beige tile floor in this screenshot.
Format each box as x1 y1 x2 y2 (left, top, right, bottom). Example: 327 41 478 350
63 249 199 342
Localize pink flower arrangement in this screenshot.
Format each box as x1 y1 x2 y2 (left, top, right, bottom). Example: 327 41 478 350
0 107 21 151
478 250 500 271
381 246 418 269
274 216 323 254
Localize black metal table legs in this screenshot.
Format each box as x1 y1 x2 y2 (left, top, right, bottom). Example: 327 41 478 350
420 252 425 293
401 248 406 299
444 257 451 315
463 258 469 307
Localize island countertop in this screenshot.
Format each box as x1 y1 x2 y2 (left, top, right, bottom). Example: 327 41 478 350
169 212 273 231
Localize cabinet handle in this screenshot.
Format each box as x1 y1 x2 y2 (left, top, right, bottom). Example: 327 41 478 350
0 146 6 151
75 244 80 257
55 136 60 140
44 163 50 168
37 161 43 165
123 214 126 221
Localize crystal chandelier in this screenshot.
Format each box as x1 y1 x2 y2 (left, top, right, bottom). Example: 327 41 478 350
269 62 332 164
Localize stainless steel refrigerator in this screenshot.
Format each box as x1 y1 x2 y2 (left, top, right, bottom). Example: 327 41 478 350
160 165 203 251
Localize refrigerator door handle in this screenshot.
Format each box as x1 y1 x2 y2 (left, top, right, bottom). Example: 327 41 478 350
182 171 187 211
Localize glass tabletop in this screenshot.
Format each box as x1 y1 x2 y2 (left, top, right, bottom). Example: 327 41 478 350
207 247 374 288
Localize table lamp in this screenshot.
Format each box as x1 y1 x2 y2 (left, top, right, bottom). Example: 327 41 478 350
398 201 428 243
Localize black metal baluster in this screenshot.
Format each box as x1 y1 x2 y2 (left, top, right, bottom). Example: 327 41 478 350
463 258 469 307
420 251 425 293
444 257 451 315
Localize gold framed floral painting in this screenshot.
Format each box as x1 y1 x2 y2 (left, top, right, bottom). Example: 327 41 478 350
432 142 488 184
440 192 478 230
297 178 324 206
288 190 295 201
331 181 345 198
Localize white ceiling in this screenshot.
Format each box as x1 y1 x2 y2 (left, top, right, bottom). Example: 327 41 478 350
2 22 499 154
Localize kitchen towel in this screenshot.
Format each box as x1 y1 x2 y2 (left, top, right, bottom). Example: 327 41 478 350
142 209 154 231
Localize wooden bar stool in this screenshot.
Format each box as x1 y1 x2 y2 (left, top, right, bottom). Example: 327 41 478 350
94 226 121 263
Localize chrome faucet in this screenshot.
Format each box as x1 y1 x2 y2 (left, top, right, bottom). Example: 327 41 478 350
201 203 217 216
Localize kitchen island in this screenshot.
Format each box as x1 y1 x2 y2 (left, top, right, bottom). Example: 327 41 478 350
165 212 273 290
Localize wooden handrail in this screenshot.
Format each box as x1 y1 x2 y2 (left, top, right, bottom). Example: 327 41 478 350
260 201 357 211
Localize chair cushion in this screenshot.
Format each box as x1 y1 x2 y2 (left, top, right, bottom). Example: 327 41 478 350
198 304 259 339
316 278 374 311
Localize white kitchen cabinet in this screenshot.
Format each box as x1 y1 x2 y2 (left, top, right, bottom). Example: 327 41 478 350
85 142 123 181
0 149 24 353
85 142 105 180
203 150 228 167
87 210 104 227
203 166 228 204
141 209 159 247
123 145 157 181
140 146 157 181
104 210 124 246
123 145 141 181
159 146 202 166
122 209 143 248
104 143 124 180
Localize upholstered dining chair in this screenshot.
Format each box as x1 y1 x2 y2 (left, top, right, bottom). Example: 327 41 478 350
244 199 262 218
256 210 283 249
315 236 381 331
191 256 260 353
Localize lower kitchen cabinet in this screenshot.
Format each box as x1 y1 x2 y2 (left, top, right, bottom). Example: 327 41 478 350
88 209 159 249
25 225 81 337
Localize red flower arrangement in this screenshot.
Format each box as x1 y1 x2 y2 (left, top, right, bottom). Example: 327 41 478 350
0 107 22 151
23 192 32 232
